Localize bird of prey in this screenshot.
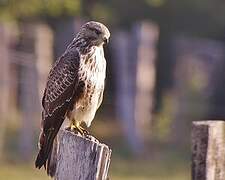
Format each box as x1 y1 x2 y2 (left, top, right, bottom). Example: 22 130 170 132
35 21 110 175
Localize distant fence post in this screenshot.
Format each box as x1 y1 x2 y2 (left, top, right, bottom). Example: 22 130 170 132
17 23 40 160
111 21 159 155
35 23 53 100
0 24 11 161
192 121 225 180
133 21 159 139
55 130 111 180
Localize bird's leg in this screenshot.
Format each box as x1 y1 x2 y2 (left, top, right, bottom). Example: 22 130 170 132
69 120 89 136
70 120 82 135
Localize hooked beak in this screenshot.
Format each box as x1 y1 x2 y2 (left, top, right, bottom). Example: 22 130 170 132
103 37 109 44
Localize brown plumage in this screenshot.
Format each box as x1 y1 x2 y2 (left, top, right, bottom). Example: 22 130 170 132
35 21 110 176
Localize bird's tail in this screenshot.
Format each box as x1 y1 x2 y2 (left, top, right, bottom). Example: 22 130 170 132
47 136 58 177
35 130 58 177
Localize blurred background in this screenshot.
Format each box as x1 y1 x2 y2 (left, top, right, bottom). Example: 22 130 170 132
1 0 225 179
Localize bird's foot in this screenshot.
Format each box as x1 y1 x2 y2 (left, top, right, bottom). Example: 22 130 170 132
78 126 90 137
66 124 89 137
65 125 80 135
65 126 97 142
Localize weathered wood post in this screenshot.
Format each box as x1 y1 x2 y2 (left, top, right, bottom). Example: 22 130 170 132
55 130 111 180
192 121 225 180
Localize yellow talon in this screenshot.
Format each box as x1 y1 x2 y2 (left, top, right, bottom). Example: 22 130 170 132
70 125 76 131
68 120 89 136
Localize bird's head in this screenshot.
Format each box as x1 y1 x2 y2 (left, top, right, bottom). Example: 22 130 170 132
78 21 110 47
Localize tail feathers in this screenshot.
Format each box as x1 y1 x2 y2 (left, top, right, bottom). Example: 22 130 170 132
35 149 48 169
35 130 56 171
47 137 58 177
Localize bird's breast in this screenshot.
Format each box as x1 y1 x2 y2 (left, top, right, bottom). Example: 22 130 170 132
70 47 106 126
79 48 106 105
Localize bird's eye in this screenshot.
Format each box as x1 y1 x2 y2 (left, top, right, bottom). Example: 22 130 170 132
94 29 101 35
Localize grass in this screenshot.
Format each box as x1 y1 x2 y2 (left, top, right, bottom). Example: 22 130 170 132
0 163 49 180
110 158 190 180
0 159 189 180
0 149 190 180
0 118 190 180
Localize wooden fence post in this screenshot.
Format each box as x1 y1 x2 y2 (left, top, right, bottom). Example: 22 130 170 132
0 24 11 161
55 130 111 180
192 121 225 180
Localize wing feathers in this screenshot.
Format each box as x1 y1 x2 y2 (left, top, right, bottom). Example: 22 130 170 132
35 49 82 170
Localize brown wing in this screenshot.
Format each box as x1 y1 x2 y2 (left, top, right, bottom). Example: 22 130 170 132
35 49 83 171
42 49 80 129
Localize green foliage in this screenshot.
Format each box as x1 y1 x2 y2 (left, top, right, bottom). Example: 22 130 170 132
91 3 113 24
1 0 225 36
145 0 166 7
154 92 175 141
0 0 81 21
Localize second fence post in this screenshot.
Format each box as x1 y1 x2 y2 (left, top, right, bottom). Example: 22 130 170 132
192 121 225 180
